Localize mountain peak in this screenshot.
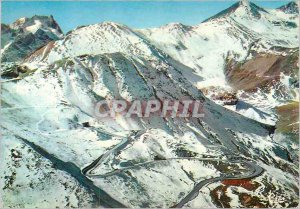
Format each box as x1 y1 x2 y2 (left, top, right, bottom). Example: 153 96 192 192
239 0 250 7
99 21 130 31
10 15 63 36
160 22 192 32
68 21 131 37
2 15 64 62
12 17 27 27
278 1 299 14
203 1 268 22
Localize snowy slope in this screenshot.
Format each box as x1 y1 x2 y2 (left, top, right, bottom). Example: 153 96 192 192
135 1 298 126
1 51 297 207
1 1 299 208
138 1 298 88
25 21 204 85
27 22 162 63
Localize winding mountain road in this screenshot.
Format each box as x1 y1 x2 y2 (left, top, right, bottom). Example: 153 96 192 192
172 161 263 208
81 132 264 208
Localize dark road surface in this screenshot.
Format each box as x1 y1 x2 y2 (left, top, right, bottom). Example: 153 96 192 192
6 126 264 208
82 132 264 208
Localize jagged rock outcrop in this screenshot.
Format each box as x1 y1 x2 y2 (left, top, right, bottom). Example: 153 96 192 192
1 15 63 62
278 1 299 14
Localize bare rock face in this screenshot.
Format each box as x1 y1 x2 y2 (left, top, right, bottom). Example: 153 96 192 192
212 92 238 105
274 101 299 165
225 49 298 94
278 1 299 14
1 63 31 79
1 15 63 62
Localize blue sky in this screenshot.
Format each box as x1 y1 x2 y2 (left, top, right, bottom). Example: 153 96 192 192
2 1 290 33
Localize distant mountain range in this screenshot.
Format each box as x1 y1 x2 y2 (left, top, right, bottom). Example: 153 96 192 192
1 1 299 208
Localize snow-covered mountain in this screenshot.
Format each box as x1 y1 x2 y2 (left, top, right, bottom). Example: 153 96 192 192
25 21 204 86
22 2 298 125
26 22 165 63
138 1 298 88
1 1 299 208
137 1 298 125
2 47 297 208
1 15 63 62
